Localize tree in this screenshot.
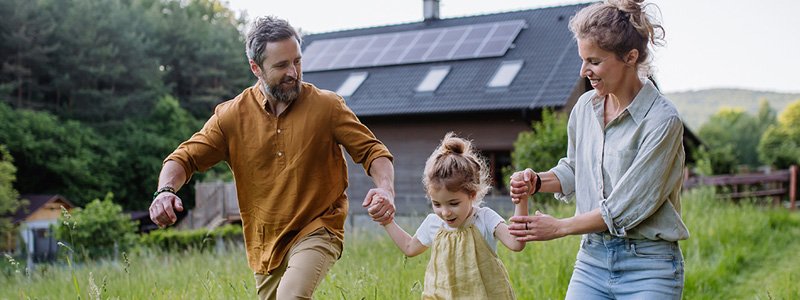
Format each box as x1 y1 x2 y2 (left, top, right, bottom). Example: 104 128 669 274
0 0 57 108
755 99 777 133
0 103 116 206
149 0 251 118
55 193 137 260
105 95 206 209
507 109 568 204
698 107 767 170
0 145 25 240
758 99 800 168
692 144 737 176
41 0 165 122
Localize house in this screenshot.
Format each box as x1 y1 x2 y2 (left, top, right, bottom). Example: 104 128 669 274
179 1 701 228
301 1 698 214
5 194 73 262
128 211 160 233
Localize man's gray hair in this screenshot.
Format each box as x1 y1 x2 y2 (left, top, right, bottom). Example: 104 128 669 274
245 16 302 68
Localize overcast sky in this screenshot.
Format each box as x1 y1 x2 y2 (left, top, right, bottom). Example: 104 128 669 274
225 0 800 94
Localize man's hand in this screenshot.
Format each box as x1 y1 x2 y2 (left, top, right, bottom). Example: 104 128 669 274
149 192 184 228
362 188 395 225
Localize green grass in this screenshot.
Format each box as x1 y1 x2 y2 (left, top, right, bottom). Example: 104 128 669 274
2 189 799 299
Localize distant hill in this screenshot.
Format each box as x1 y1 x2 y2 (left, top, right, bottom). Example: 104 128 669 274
665 89 800 131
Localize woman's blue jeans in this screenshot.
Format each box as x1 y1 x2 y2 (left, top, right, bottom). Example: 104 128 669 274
565 232 685 300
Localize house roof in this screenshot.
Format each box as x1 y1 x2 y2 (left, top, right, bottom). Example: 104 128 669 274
301 3 591 117
12 194 73 224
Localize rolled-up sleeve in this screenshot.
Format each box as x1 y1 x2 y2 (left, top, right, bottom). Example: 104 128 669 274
331 97 392 175
551 105 579 202
600 116 684 237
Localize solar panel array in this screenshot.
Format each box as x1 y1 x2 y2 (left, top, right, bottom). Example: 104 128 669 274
303 20 526 72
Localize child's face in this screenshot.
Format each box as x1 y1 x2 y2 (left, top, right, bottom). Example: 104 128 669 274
429 187 475 228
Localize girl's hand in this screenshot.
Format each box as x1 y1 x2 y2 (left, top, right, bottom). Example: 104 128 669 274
368 195 394 226
509 168 536 204
363 188 395 225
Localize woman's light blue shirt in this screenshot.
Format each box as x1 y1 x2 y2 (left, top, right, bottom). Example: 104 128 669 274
550 79 690 241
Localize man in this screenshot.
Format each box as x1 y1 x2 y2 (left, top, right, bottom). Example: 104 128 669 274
149 16 396 299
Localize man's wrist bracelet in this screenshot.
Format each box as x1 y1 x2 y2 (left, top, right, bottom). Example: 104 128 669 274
153 186 177 199
532 172 542 195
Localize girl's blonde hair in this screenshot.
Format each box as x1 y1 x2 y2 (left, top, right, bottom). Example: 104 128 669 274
569 0 664 76
423 132 491 206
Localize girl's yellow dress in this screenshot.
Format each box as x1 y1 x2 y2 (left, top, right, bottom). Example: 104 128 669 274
422 222 515 300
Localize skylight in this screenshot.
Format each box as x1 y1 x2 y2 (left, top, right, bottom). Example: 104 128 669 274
416 66 450 92
336 72 368 97
487 60 523 88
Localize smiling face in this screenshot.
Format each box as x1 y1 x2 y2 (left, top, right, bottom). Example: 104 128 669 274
577 38 638 98
429 186 476 228
250 37 302 103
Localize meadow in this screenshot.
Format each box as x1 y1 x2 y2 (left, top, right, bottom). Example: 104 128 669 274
2 188 800 299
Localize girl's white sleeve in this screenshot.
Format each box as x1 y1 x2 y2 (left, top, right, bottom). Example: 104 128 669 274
413 214 439 247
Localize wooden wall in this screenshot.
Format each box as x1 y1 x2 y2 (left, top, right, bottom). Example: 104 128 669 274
346 113 532 215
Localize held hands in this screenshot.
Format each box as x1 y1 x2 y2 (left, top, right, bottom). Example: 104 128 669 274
149 192 184 228
509 168 539 204
508 211 564 242
362 188 395 226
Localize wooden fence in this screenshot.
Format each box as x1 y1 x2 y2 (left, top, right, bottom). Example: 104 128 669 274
683 165 798 210
178 181 240 230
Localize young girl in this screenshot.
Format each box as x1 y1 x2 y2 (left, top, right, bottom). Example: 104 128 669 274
371 132 528 300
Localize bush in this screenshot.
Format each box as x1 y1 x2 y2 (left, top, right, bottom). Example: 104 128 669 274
0 145 24 243
139 224 242 252
55 193 137 261
506 109 568 204
758 99 800 168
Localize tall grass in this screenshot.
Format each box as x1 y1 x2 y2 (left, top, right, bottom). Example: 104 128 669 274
315 204 580 299
1 189 799 299
680 188 800 299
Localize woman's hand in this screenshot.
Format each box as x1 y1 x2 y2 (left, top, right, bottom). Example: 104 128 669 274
508 211 565 242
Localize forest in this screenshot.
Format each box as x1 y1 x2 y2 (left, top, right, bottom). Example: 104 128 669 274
0 0 249 209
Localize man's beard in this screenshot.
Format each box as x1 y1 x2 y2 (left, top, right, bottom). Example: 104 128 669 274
265 76 301 103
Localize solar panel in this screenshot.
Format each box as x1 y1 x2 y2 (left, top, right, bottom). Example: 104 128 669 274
303 20 526 72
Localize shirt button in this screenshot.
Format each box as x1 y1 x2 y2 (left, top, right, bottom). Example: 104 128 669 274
277 129 282 134
277 152 283 157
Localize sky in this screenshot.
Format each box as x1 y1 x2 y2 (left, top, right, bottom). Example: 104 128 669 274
224 0 800 94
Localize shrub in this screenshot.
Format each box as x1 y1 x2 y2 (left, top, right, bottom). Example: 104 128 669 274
758 99 800 168
55 193 137 260
506 109 568 204
139 224 242 251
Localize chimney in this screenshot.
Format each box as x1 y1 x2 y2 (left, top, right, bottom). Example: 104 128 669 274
423 0 440 21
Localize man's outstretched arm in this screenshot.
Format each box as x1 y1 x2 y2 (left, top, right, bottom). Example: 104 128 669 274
150 160 187 228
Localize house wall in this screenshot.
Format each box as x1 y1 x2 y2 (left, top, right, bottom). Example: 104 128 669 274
19 219 60 262
345 113 532 215
25 200 70 222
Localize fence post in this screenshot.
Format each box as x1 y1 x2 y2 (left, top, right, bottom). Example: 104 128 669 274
790 165 797 210
683 167 689 183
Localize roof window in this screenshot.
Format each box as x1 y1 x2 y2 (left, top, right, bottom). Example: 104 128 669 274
487 60 523 88
416 66 450 92
336 72 368 97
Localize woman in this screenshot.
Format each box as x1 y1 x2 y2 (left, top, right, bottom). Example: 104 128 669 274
508 0 689 299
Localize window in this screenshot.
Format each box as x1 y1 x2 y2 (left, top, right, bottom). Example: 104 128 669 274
416 66 450 92
487 60 523 88
336 72 368 97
